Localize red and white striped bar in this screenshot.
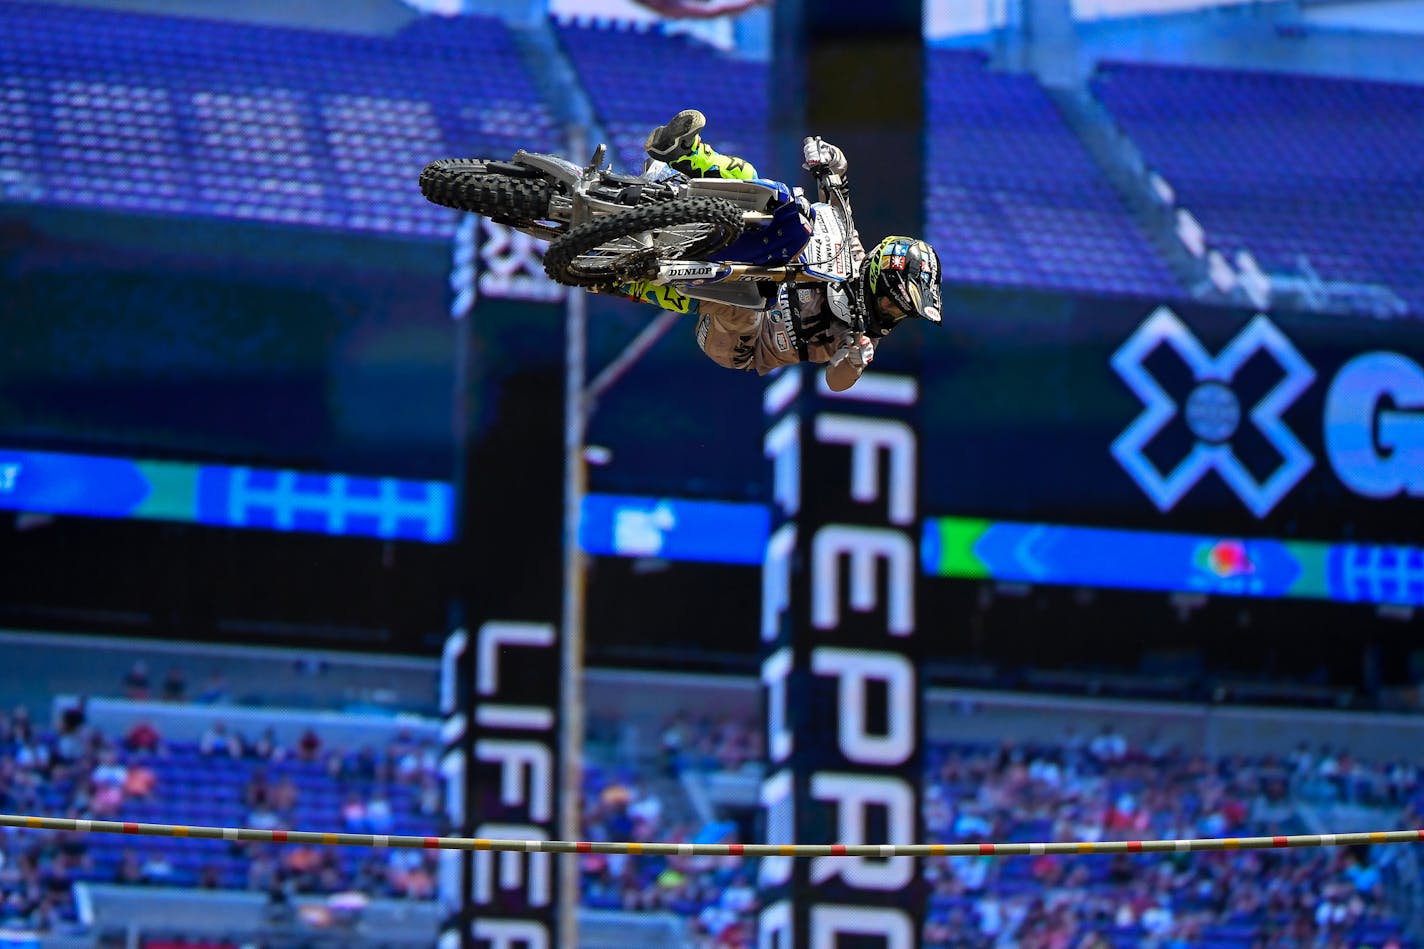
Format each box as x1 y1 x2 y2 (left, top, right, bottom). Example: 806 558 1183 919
3 815 1423 858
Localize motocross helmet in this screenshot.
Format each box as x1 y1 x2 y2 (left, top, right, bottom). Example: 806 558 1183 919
861 236 942 338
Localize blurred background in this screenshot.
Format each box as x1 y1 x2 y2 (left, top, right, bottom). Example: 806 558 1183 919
0 0 1422 946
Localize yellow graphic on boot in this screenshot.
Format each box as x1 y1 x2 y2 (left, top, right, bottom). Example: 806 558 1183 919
670 141 757 181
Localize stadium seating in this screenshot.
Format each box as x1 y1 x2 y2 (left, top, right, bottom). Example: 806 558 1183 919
552 18 769 182
6 698 1423 947
73 742 439 892
0 0 559 239
1091 62 1424 315
925 50 1184 300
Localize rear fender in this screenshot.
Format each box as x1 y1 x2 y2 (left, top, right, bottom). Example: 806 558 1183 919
511 150 585 188
685 177 793 212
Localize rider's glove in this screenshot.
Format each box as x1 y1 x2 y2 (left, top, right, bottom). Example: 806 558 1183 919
833 334 874 370
801 136 848 177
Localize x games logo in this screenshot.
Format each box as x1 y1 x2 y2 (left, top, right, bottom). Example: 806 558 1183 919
1111 307 1316 517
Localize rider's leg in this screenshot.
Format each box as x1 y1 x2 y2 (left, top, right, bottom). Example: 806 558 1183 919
605 281 759 371
693 302 761 371
645 109 758 181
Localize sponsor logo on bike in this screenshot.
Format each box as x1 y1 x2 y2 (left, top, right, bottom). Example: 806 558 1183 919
801 204 853 282
660 263 723 282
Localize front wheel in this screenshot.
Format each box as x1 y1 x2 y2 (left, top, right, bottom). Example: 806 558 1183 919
418 159 554 223
543 197 745 288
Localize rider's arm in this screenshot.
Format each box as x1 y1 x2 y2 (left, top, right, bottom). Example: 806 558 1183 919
803 139 865 262
825 333 875 392
825 355 861 392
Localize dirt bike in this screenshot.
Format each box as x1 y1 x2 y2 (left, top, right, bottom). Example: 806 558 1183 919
418 138 864 325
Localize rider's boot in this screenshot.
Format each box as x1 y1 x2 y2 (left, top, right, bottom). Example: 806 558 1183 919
645 109 757 181
620 280 697 315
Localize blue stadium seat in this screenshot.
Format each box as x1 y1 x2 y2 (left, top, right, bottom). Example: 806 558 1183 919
0 0 560 240
1091 61 1424 315
553 18 769 181
925 50 1184 300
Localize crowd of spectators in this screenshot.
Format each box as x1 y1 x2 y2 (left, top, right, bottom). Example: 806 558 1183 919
121 660 231 706
591 717 1423 949
1 703 95 933
0 700 445 935
182 721 444 902
920 727 1415 948
578 765 758 948
658 711 763 777
8 679 1424 947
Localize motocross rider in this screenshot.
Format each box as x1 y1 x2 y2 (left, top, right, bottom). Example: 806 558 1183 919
619 109 943 392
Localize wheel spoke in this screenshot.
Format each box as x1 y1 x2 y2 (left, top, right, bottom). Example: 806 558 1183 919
576 223 722 271
544 196 744 287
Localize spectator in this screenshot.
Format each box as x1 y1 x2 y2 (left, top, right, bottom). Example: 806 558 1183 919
252 727 283 762
1344 850 1382 899
1088 725 1128 763
116 848 143 885
161 665 187 702
124 720 162 755
341 794 367 833
417 774 442 818
123 762 157 800
247 851 279 893
248 804 283 832
200 721 242 758
245 768 271 809
55 702 87 764
122 661 150 700
282 846 322 890
195 669 229 704
270 775 299 817
365 791 394 834
89 747 129 815
394 738 436 784
719 874 756 915
1140 894 1174 935
660 713 687 776
396 857 435 899
139 851 175 884
297 728 322 762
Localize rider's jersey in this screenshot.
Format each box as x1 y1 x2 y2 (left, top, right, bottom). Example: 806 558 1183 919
696 281 869 375
682 162 873 376
774 283 862 369
695 204 869 377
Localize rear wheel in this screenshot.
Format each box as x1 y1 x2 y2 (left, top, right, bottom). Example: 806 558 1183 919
418 159 554 222
543 197 744 288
